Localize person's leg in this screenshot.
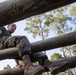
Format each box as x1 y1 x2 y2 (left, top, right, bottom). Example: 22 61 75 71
31 52 50 71
0 36 44 75
32 52 69 75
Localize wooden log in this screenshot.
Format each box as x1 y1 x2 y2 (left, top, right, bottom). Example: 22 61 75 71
0 0 75 26
0 56 76 75
0 31 76 60
0 66 24 75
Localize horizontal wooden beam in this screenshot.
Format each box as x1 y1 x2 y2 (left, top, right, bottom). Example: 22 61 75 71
0 31 76 60
31 31 76 53
0 0 75 26
0 66 24 75
0 56 76 75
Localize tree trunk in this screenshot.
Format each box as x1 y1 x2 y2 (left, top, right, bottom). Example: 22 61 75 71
0 0 75 27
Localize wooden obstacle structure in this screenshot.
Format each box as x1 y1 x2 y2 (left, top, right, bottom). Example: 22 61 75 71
0 0 75 26
0 0 76 75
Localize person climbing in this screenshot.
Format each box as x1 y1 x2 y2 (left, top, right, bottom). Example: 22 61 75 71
0 23 69 75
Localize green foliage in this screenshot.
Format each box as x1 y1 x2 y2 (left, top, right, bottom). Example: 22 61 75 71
70 6 76 25
24 3 76 75
25 5 73 38
51 53 62 60
4 65 11 69
44 9 72 35
57 73 66 75
70 6 76 16
19 60 24 65
53 6 69 14
25 15 50 39
74 27 76 31
72 45 76 56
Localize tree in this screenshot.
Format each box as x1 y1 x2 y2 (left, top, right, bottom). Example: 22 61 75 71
4 65 11 69
72 45 76 56
24 3 76 75
25 12 51 75
51 53 62 60
69 6 76 75
70 6 76 16
45 4 75 75
50 53 67 75
44 5 73 59
25 15 50 39
70 6 76 25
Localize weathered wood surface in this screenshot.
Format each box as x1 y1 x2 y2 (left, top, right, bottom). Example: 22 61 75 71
0 0 75 27
0 31 76 60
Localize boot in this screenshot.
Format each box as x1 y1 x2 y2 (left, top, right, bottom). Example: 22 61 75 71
43 59 69 75
22 55 45 75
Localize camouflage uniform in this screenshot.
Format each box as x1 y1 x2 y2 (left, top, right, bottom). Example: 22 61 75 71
0 36 47 64
0 27 47 75
0 27 70 75
0 36 31 56
0 27 48 65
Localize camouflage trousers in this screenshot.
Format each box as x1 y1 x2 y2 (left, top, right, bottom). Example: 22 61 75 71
0 36 47 64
